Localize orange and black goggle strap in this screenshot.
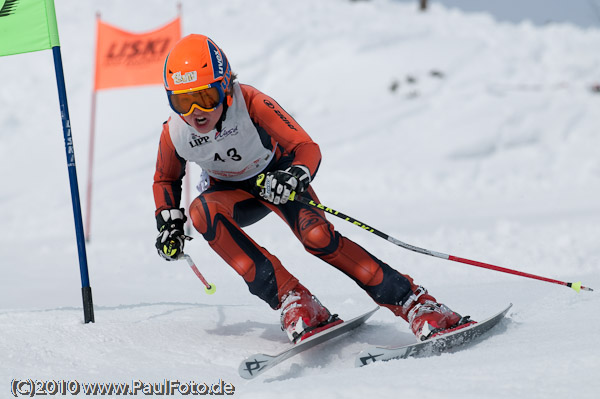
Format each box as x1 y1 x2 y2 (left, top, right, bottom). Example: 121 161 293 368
167 83 225 115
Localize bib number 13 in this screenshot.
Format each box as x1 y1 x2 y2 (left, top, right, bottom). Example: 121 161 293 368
214 148 242 162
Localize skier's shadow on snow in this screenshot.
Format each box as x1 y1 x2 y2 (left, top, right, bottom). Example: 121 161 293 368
204 306 288 342
207 320 286 342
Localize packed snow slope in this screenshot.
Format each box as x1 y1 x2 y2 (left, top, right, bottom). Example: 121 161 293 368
1 0 599 398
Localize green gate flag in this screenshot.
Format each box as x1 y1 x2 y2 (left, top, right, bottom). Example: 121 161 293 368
0 0 60 56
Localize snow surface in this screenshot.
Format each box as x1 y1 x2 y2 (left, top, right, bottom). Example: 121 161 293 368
1 0 600 397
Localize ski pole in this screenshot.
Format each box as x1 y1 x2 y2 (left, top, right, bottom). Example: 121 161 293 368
255 174 593 293
181 254 216 295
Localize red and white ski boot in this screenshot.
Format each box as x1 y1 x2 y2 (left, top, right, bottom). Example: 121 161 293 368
403 286 475 341
280 284 342 343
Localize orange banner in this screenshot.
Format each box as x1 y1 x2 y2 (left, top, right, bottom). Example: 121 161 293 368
94 17 181 90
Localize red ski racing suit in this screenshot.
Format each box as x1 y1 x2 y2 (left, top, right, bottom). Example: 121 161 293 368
153 82 427 318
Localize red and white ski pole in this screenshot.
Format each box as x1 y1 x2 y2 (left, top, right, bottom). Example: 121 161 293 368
181 254 216 295
256 174 593 293
300 195 592 292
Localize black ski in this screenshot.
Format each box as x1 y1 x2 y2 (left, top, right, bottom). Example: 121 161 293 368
356 304 512 367
239 307 379 379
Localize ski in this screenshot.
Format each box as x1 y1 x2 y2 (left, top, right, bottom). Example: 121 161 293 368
239 307 379 379
356 303 512 367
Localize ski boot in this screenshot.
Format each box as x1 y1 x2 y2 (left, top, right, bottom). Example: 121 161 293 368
280 284 342 343
404 287 475 341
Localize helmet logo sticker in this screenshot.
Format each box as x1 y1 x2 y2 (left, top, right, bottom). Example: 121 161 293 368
214 50 224 75
207 40 225 79
172 71 197 85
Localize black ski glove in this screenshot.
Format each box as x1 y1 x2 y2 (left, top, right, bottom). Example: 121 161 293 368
260 165 311 205
155 208 191 261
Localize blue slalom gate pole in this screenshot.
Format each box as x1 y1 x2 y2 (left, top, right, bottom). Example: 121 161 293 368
52 46 95 323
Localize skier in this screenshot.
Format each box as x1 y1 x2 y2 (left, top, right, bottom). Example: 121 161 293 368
153 34 471 344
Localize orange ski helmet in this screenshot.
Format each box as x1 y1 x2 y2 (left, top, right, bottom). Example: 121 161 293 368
163 34 232 115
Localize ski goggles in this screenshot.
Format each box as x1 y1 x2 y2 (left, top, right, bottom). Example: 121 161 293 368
166 83 226 115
